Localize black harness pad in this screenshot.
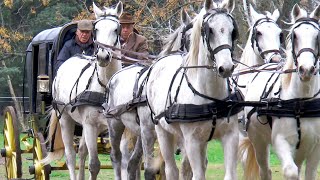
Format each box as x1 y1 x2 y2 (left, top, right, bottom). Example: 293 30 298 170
257 98 320 118
165 90 244 123
71 91 105 112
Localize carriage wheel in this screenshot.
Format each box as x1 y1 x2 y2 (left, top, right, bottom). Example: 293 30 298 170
30 132 51 180
1 106 22 179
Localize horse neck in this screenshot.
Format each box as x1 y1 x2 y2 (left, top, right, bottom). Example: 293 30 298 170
89 55 122 92
187 41 230 99
159 26 183 56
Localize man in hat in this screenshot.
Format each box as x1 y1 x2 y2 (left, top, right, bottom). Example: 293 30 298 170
119 12 149 65
54 19 95 74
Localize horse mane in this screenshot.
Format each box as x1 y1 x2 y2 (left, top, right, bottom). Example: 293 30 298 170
281 24 295 90
159 25 185 57
184 11 205 66
237 27 253 70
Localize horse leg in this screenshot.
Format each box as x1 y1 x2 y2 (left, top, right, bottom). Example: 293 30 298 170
176 137 192 180
120 128 137 180
60 116 76 180
248 135 272 180
77 135 88 180
246 119 272 180
107 118 125 180
156 124 178 179
272 132 298 180
83 124 100 180
183 135 206 180
220 122 238 180
305 144 320 180
126 135 143 180
180 149 193 180
139 110 157 180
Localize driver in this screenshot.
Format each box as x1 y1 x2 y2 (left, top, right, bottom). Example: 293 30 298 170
54 19 95 74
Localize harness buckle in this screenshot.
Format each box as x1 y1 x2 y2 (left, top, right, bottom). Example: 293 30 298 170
211 107 217 122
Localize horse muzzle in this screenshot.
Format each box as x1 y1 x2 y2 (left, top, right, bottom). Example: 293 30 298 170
218 63 235 78
298 65 316 82
97 48 112 67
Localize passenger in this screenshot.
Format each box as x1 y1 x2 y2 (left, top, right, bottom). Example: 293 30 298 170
54 19 94 74
119 12 149 66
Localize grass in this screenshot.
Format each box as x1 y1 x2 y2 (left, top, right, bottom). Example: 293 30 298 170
0 117 319 179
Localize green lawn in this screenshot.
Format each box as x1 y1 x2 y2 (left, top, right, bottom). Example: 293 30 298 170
0 117 319 179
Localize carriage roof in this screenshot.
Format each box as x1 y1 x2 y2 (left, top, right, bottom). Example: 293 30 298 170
26 21 78 54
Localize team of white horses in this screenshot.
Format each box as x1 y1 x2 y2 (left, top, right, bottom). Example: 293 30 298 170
40 0 320 179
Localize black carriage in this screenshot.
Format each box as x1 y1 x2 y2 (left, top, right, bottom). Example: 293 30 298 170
1 22 111 180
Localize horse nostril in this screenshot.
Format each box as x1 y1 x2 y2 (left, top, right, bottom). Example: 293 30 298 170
299 66 305 75
219 66 225 74
310 66 315 74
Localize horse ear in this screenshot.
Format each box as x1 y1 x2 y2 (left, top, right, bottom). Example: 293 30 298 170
249 4 260 23
93 2 103 19
221 0 235 13
291 4 302 21
271 9 280 22
204 0 216 11
310 5 320 21
115 1 123 17
181 9 191 25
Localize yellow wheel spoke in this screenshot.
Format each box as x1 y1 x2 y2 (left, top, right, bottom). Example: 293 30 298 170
3 106 21 179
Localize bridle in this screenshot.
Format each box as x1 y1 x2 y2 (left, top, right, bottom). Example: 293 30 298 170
93 13 121 52
250 17 283 62
291 17 320 67
201 8 238 67
180 23 193 51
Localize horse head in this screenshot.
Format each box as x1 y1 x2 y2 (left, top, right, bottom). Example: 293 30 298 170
92 1 123 67
288 4 320 81
249 5 283 63
159 9 194 57
191 0 237 78
179 9 193 52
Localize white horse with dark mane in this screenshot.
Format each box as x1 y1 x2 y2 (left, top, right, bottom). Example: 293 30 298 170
104 9 194 180
41 2 123 180
239 4 320 180
146 0 242 179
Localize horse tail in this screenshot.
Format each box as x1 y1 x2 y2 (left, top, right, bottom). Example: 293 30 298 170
41 109 65 165
238 137 259 180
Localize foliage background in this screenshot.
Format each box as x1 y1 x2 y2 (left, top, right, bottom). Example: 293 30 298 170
0 0 318 113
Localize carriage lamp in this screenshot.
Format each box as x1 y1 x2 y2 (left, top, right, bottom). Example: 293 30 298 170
37 75 50 93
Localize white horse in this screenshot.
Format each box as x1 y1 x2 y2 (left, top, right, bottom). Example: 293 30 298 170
146 0 241 179
235 4 283 164
104 9 194 180
235 4 282 96
239 4 320 180
41 2 123 180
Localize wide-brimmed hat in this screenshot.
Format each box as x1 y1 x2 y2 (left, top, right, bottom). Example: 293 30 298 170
119 12 135 24
77 20 93 31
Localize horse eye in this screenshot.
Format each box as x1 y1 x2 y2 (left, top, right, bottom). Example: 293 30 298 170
256 31 262 36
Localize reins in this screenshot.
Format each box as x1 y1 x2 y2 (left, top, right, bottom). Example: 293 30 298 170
95 41 157 61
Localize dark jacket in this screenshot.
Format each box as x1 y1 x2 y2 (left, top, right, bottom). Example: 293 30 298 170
54 37 94 74
121 32 148 65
